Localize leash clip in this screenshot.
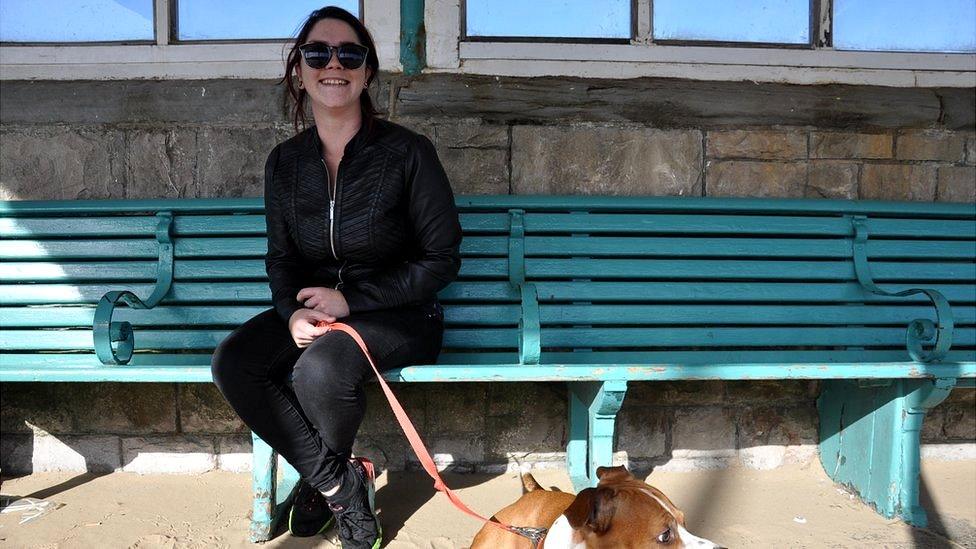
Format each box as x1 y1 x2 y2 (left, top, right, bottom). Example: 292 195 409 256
510 525 548 548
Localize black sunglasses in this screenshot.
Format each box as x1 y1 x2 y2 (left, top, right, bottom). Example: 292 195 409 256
298 42 369 70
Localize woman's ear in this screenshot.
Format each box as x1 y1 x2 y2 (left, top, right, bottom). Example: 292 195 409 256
365 67 373 87
295 66 304 88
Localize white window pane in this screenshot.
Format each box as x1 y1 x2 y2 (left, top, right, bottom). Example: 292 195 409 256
834 0 976 53
177 1 360 41
653 0 810 44
466 0 630 39
0 0 153 42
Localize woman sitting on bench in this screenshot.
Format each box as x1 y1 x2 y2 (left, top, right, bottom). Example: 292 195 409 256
211 6 462 548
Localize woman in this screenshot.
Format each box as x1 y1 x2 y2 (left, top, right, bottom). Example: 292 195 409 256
211 6 462 548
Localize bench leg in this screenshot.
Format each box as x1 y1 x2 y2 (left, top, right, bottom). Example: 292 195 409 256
249 431 276 542
818 378 955 527
567 380 628 491
248 432 301 543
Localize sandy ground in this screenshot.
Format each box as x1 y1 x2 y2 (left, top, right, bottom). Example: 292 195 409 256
1 460 973 548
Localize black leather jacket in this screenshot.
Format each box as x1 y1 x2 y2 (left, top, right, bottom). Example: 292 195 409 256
263 118 463 322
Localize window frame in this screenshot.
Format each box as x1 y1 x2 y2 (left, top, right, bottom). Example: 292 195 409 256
433 0 975 87
0 0 398 80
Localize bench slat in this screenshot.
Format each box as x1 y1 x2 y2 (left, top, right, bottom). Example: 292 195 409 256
0 236 510 259
525 237 975 259
0 328 519 350
524 213 976 239
5 257 972 283
533 282 976 303
0 258 511 282
524 259 974 282
0 281 520 305
539 326 976 348
2 358 972 383
0 212 510 238
0 304 522 327
2 281 969 305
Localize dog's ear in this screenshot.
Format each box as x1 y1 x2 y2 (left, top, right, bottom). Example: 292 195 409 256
595 465 633 483
565 487 618 534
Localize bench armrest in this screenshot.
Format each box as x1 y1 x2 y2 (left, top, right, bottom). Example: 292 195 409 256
93 212 175 365
850 215 954 363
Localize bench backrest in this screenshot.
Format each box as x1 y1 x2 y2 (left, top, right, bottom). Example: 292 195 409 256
2 196 974 380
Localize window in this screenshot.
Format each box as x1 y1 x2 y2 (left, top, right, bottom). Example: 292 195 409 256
652 0 810 45
0 0 155 43
175 0 360 41
833 0 976 53
464 0 631 40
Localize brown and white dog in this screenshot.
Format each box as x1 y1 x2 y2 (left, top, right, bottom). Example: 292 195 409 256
471 466 724 548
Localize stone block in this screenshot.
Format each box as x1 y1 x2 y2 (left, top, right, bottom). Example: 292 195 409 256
737 406 817 448
0 434 32 473
739 445 786 470
197 126 283 198
966 135 976 165
354 434 409 472
359 383 427 436
512 126 702 196
216 435 252 473
922 407 945 442
0 383 75 434
810 132 892 159
437 146 509 195
725 380 816 405
921 443 976 461
125 128 197 199
436 120 508 148
122 436 216 473
860 164 937 201
487 383 564 416
0 127 125 200
407 436 484 471
670 407 735 459
706 160 806 198
484 411 564 460
72 383 177 435
426 384 489 434
626 380 726 406
179 384 247 434
706 130 806 160
616 406 667 459
806 161 858 199
897 130 967 162
388 116 436 143
936 166 976 203
31 434 122 473
946 388 975 404
943 404 976 440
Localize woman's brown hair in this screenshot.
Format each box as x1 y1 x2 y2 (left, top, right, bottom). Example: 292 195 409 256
282 6 381 133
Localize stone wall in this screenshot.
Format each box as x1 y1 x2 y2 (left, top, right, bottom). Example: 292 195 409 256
1 75 974 474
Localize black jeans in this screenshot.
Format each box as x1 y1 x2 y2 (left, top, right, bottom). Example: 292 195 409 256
212 302 443 492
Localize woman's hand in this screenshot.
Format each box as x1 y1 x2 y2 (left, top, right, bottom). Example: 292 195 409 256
288 308 336 348
296 286 351 319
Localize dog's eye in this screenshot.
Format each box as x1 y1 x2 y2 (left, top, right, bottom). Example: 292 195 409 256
657 528 673 543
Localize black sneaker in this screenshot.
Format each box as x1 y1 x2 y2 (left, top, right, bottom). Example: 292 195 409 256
288 479 335 537
326 457 382 549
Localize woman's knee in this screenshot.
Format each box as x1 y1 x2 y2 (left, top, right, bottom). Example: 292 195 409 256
212 309 287 385
292 333 366 397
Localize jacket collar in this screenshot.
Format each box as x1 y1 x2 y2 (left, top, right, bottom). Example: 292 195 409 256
303 115 382 161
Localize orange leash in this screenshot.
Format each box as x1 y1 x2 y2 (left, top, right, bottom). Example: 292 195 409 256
321 322 548 547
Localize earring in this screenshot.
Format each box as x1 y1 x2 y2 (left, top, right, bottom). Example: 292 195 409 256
298 78 304 89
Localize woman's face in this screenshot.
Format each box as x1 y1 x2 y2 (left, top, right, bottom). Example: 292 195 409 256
297 18 371 113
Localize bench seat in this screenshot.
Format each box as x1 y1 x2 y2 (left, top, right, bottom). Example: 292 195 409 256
2 195 973 541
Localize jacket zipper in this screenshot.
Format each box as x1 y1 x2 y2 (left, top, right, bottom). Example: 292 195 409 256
323 158 346 290
323 158 340 261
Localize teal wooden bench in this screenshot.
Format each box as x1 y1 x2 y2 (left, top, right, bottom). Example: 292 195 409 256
1 195 973 542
